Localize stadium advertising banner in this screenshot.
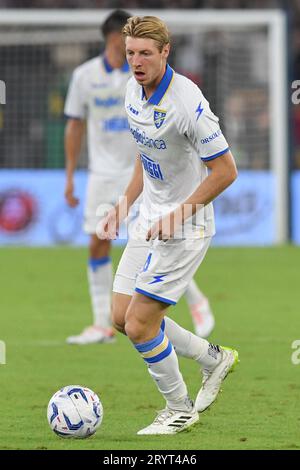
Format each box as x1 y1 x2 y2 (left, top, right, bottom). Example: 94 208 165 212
0 170 89 246
213 170 275 245
0 170 276 246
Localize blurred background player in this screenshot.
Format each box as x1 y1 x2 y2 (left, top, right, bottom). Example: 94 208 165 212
64 9 215 345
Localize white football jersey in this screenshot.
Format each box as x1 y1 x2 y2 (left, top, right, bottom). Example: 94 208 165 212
125 64 230 238
64 55 137 178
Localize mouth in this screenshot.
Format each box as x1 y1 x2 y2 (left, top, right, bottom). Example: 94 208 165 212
134 71 146 80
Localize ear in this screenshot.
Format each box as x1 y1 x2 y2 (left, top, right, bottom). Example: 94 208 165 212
162 43 170 60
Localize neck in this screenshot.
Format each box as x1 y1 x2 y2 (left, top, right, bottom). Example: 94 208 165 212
144 64 167 100
104 48 125 70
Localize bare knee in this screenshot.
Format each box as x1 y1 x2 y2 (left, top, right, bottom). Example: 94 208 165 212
124 295 167 344
124 305 150 343
112 314 125 334
89 235 110 259
111 293 130 335
111 306 125 334
124 318 144 343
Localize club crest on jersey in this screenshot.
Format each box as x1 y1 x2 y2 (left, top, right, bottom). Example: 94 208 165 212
154 108 166 129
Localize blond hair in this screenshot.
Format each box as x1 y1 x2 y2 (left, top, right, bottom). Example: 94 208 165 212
122 16 170 52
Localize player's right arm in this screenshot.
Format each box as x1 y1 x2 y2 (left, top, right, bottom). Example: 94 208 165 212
64 66 87 207
64 118 85 207
121 153 143 211
98 154 143 240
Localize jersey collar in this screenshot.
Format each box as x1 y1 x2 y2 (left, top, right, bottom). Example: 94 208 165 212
141 64 174 105
103 55 129 73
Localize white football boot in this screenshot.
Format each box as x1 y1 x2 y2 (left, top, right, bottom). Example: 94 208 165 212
66 325 115 345
190 297 215 338
137 405 199 435
195 346 239 412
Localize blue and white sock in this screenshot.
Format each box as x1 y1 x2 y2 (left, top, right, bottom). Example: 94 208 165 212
162 317 221 369
87 257 113 329
133 329 191 411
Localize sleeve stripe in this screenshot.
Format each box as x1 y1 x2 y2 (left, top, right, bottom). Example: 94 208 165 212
201 147 230 162
64 114 85 120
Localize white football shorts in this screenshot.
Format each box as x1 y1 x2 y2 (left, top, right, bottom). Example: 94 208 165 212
113 236 212 305
83 172 131 234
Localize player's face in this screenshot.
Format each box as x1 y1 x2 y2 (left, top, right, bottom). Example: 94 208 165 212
126 37 170 91
105 32 126 68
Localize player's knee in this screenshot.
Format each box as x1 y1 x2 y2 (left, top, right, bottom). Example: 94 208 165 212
112 291 134 335
124 308 146 343
124 319 142 343
111 307 125 334
89 235 110 258
113 321 125 334
112 317 126 334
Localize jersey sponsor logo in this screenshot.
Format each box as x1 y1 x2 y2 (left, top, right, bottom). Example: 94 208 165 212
140 153 164 181
94 96 122 107
102 117 129 132
201 129 222 145
196 101 204 120
127 103 139 116
154 108 167 129
130 126 167 150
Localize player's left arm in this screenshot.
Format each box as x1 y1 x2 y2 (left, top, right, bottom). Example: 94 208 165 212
146 150 237 241
183 149 237 209
175 88 238 228
147 84 237 241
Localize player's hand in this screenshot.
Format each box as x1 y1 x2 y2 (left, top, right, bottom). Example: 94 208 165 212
65 180 79 207
146 211 181 241
97 208 119 240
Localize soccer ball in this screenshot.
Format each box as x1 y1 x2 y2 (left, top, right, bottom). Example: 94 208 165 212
47 385 103 438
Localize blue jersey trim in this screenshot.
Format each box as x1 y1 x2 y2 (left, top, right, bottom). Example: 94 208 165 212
103 56 113 73
201 147 230 162
121 61 130 72
135 287 176 305
141 64 174 105
103 56 129 74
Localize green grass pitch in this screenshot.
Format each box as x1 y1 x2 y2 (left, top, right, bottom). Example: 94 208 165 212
0 246 300 450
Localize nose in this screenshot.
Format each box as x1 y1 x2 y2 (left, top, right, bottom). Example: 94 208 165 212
131 53 142 68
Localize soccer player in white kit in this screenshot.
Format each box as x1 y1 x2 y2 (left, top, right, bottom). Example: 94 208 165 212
64 10 215 345
98 16 239 435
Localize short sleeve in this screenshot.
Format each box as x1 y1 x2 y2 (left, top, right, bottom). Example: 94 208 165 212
181 83 229 161
64 68 87 119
